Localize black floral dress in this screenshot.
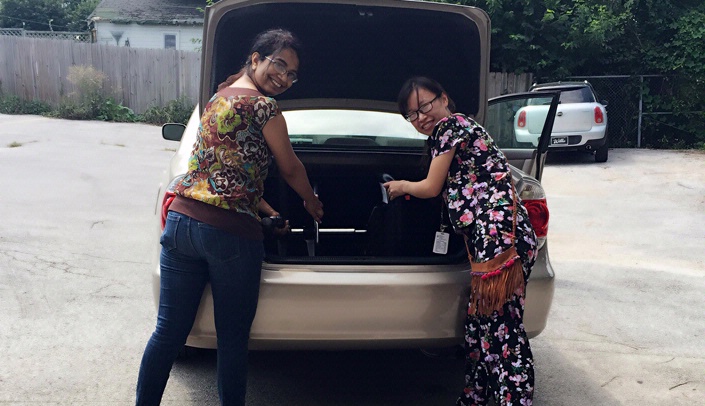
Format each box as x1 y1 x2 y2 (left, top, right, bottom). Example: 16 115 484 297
430 114 537 406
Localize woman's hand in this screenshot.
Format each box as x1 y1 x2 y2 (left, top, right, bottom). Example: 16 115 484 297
258 199 291 236
272 218 291 236
304 195 324 223
383 150 455 200
383 180 407 201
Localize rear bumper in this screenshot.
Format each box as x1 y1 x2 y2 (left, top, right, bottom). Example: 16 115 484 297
516 125 607 150
547 125 607 151
152 248 555 350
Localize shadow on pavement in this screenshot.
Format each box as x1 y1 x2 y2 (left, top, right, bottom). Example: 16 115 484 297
545 150 601 165
172 347 463 405
170 342 623 405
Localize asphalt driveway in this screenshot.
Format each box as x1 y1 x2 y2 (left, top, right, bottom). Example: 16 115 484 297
0 114 703 405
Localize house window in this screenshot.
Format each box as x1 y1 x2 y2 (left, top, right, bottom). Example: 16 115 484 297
164 34 177 49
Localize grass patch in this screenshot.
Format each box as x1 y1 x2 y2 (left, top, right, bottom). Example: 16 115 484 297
8 141 22 148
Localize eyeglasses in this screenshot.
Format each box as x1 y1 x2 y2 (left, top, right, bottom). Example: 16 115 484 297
405 94 440 122
264 56 298 84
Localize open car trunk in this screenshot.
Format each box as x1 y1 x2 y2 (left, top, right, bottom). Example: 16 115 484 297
196 1 561 264
200 0 491 265
262 147 467 265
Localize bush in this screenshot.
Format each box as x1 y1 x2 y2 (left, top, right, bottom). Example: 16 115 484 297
48 65 138 122
0 94 52 115
66 65 107 114
142 96 194 125
51 99 93 120
97 99 138 122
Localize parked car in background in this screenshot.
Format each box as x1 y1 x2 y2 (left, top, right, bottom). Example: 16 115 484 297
515 81 609 162
155 0 559 351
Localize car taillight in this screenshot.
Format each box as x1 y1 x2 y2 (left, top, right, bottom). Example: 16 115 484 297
594 106 604 124
516 177 549 248
523 199 549 238
160 175 185 230
517 110 526 128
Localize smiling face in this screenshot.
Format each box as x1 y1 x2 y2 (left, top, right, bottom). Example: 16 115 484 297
250 47 299 97
405 87 450 136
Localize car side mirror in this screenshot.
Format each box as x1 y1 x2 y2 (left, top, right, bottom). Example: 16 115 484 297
162 123 186 141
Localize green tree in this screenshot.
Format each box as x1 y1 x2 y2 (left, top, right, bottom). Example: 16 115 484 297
65 0 100 31
633 0 705 78
0 0 98 32
438 0 705 79
439 0 629 78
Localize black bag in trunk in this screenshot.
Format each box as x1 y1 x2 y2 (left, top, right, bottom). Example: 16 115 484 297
366 195 442 257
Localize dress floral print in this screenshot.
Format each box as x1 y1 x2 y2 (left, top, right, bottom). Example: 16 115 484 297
430 114 537 406
174 88 279 219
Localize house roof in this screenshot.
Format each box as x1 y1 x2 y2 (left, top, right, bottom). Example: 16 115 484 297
90 0 205 25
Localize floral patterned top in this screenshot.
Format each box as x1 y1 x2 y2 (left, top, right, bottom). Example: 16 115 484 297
174 87 279 220
431 113 537 263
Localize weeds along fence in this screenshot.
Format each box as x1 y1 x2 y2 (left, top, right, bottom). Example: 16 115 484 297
0 36 200 114
0 36 533 115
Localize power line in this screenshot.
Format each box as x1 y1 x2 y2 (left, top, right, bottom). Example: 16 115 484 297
0 13 71 29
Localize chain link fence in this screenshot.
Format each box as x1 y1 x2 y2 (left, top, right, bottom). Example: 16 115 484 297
563 75 704 148
0 28 92 42
638 75 705 149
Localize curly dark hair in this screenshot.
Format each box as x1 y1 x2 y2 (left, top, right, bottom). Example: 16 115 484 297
217 28 302 91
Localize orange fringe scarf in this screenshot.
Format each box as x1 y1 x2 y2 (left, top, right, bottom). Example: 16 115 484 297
465 190 525 316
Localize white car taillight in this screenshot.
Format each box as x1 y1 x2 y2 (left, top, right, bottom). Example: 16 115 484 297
517 110 527 128
517 177 549 249
161 175 186 230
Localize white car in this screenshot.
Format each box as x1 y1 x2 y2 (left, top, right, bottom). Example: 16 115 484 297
515 81 609 162
155 0 560 351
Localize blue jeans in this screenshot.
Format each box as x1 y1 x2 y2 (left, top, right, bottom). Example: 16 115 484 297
136 211 264 405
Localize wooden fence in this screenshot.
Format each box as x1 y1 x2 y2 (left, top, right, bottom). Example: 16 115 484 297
0 36 200 114
487 72 534 98
0 36 531 114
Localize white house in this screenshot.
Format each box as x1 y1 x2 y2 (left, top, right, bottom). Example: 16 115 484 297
89 0 204 51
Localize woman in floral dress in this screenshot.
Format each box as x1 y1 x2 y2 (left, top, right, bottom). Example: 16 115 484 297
384 76 537 406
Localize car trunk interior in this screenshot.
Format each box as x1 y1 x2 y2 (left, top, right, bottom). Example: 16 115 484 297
262 148 466 264
204 1 488 265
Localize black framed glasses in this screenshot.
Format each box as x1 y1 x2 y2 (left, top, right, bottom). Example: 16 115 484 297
404 94 440 122
265 56 298 83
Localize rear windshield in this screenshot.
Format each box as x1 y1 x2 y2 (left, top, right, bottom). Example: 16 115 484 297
529 86 595 104
282 110 426 149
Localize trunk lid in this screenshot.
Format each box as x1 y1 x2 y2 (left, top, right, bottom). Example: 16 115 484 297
551 106 595 132
201 0 490 122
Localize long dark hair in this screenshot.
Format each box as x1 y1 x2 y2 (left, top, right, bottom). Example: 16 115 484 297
217 28 302 92
397 76 456 169
397 76 456 118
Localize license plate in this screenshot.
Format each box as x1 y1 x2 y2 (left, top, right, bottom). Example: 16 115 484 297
551 137 567 145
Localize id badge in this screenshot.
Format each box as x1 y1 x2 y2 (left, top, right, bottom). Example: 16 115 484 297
433 231 450 255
